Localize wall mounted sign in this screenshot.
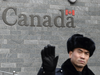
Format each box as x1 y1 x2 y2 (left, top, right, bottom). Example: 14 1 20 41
2 7 75 28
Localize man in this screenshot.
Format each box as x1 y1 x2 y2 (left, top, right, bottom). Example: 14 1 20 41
37 34 95 75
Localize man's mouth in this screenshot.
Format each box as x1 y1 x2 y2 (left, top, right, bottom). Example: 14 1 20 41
78 60 85 64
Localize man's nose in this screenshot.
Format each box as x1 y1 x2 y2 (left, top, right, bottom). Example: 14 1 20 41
80 53 85 59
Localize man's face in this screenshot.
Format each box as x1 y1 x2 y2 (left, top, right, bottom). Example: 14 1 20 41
69 48 90 68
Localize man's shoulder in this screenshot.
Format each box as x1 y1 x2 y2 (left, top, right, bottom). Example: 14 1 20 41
56 68 61 72
87 68 95 75
55 68 63 75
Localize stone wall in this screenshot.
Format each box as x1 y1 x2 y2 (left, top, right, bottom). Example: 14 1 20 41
0 0 100 75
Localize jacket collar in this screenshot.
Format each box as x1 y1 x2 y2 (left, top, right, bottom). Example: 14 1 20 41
60 58 94 75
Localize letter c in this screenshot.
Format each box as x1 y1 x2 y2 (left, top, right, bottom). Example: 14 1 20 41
2 7 17 26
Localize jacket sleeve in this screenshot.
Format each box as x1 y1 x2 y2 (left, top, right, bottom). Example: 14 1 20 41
37 68 55 75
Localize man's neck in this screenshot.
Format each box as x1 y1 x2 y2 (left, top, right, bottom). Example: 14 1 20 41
70 61 84 72
73 64 84 72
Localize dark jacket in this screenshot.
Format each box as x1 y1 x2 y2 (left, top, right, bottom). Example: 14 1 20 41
37 58 95 75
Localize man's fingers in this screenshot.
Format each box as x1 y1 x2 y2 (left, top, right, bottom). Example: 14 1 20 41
41 49 45 59
42 45 56 59
44 46 50 57
54 56 59 65
50 46 55 57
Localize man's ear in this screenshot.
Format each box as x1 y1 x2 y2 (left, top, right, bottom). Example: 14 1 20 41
69 51 73 58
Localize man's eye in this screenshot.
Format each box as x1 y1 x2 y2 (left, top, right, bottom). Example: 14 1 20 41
85 53 89 55
78 50 82 53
